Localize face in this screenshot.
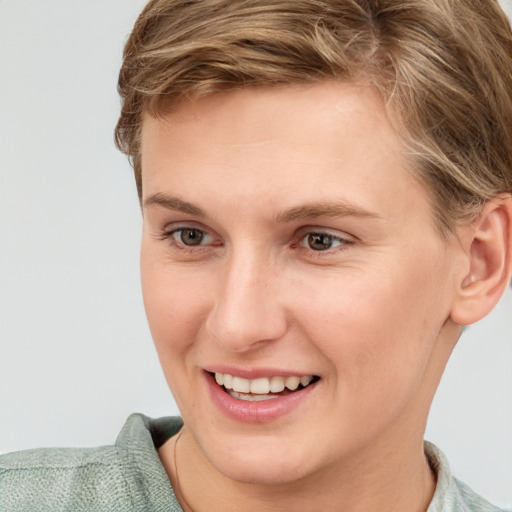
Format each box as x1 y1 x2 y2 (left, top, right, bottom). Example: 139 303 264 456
140 82 463 485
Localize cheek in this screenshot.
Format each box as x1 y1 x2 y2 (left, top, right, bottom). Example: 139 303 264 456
140 257 213 411
291 258 448 392
140 252 210 358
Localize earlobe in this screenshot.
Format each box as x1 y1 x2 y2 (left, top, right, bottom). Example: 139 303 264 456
450 195 512 326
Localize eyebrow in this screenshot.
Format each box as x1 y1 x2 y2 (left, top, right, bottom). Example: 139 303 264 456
143 193 206 217
273 201 381 223
143 193 381 222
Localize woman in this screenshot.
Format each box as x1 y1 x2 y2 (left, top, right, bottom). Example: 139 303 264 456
1 1 511 510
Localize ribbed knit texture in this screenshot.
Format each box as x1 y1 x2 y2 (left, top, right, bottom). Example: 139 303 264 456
0 414 183 512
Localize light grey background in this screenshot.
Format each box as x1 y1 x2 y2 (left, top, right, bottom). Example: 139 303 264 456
0 0 511 508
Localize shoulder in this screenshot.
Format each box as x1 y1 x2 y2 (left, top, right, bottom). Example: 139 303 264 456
451 478 510 512
0 413 184 512
425 441 508 512
0 444 130 512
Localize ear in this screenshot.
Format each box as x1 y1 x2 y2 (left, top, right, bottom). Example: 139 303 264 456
450 195 512 326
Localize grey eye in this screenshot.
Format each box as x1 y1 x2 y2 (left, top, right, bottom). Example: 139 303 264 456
176 228 205 246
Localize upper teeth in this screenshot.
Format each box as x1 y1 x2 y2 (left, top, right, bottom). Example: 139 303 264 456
214 373 314 394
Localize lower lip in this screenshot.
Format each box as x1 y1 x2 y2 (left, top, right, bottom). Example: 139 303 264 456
205 372 318 423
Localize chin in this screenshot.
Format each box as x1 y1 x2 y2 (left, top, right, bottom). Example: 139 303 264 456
197 431 318 486
217 454 311 486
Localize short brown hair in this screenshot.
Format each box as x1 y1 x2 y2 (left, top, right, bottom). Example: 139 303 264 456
115 0 512 233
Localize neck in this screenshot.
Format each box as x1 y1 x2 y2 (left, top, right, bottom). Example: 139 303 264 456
159 425 436 512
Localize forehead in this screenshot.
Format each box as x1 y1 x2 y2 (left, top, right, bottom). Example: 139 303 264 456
142 82 392 150
139 82 433 230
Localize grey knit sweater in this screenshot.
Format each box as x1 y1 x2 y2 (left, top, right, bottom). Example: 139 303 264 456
0 413 506 511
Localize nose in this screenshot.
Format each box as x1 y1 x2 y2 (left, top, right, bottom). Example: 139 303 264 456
205 251 288 353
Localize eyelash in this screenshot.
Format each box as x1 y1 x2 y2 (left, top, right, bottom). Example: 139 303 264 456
158 226 354 256
295 232 354 254
158 227 218 254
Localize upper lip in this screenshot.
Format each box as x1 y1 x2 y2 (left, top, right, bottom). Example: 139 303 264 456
203 365 317 379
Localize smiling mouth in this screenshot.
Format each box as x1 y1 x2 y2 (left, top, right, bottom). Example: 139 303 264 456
212 372 320 402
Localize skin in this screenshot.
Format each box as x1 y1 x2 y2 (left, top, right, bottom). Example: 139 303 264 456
139 82 470 511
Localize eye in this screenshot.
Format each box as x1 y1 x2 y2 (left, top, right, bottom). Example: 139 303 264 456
172 228 207 246
299 232 351 252
169 227 214 246
156 223 221 259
